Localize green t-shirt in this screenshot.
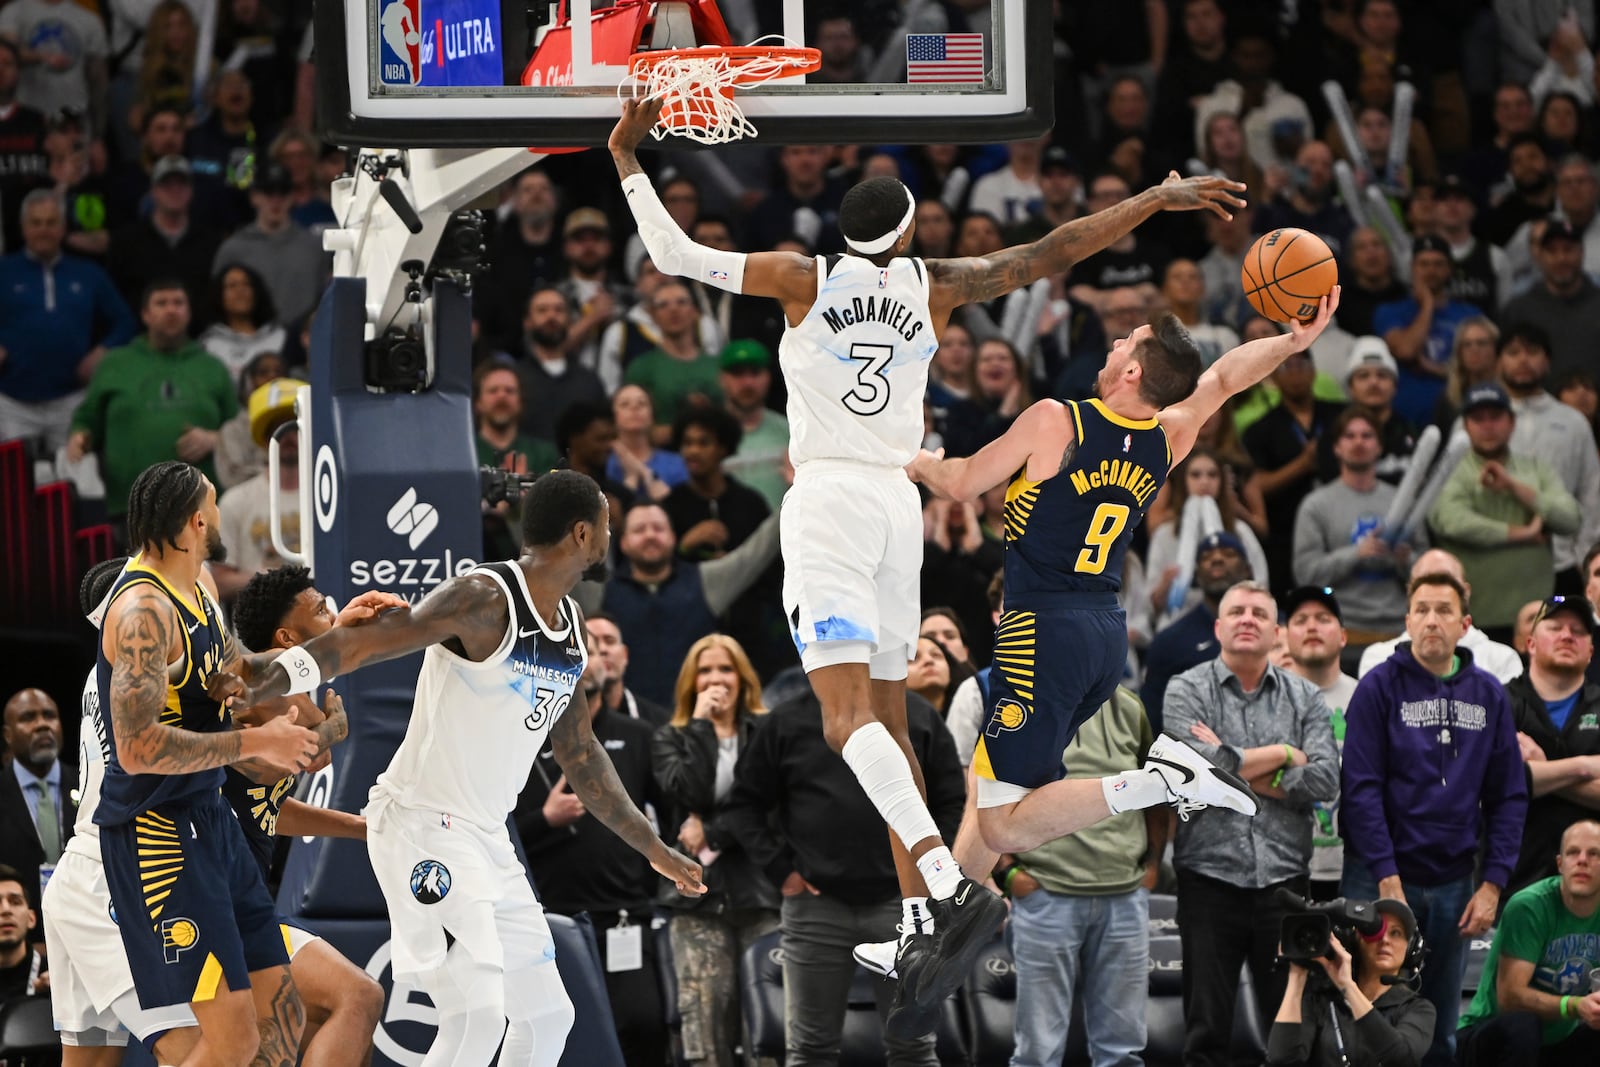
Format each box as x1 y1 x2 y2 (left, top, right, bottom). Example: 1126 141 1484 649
70 337 239 516
624 349 723 428
476 433 559 474
724 409 790 510
1458 877 1600 1044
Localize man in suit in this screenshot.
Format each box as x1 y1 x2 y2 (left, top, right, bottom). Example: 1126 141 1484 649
1 689 79 908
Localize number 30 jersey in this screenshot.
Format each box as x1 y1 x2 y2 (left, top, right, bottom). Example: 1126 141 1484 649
1004 399 1172 605
781 254 939 468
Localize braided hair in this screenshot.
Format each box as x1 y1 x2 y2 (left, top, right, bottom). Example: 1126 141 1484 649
79 556 130 616
126 462 207 555
232 565 315 653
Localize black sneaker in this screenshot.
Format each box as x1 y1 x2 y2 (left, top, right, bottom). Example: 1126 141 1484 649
883 930 942 1040
911 879 1006 1022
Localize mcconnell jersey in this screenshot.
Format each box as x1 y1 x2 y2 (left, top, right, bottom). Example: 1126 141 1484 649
781 254 939 468
368 562 587 831
94 558 230 826
1004 399 1172 606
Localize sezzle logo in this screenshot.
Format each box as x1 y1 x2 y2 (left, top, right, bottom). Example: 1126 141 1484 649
379 0 423 85
387 487 439 550
348 550 477 604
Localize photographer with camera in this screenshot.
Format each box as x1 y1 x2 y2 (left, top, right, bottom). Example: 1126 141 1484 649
1269 897 1436 1067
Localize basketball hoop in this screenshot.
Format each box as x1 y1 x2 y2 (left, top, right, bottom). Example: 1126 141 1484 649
624 37 822 145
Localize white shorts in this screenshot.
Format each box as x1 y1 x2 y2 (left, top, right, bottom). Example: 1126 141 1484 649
41 848 197 1044
365 798 555 984
782 461 923 678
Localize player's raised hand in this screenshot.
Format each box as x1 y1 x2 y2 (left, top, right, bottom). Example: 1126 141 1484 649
609 96 665 155
240 707 320 778
1288 285 1341 349
651 843 708 896
1156 170 1248 220
336 591 409 627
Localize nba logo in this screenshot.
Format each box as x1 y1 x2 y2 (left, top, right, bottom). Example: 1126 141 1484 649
379 0 424 85
1122 434 1131 453
878 269 888 289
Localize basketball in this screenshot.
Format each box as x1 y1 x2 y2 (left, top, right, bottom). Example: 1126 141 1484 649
406 30 420 45
1241 228 1338 324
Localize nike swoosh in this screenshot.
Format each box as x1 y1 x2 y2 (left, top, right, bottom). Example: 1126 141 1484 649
1147 756 1196 783
953 884 971 906
187 622 200 634
518 628 539 638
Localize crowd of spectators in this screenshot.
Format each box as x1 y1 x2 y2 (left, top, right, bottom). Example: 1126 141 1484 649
10 0 1600 1064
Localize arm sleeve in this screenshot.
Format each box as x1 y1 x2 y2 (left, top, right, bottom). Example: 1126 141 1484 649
1479 688 1532 889
621 173 748 294
1339 675 1399 880
701 510 782 616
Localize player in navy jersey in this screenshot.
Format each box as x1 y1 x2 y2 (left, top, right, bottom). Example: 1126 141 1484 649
95 461 321 1067
906 290 1343 880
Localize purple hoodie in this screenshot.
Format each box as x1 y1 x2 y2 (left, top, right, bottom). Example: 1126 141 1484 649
1340 643 1528 888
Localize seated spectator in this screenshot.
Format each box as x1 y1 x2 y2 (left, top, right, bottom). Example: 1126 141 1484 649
1357 548 1525 683
0 0 107 148
0 687 73 911
910 198 955 258
1428 383 1581 641
906 636 970 721
44 116 109 259
1256 140 1356 258
0 189 135 452
1374 236 1481 427
212 381 300 598
1503 157 1600 299
1267 899 1434 1067
920 493 1004 659
0 866 45 997
745 145 845 253
1501 216 1600 392
663 408 769 561
606 384 686 503
1555 370 1600 446
586 612 671 727
270 128 336 233
1148 393 1268 534
1163 258 1240 366
554 402 628 529
198 263 286 380
927 322 978 426
556 207 631 370
479 167 564 353
1336 228 1408 340
1066 170 1172 315
1462 82 1537 210
68 280 235 524
212 162 329 330
1192 21 1313 174
104 105 188 229
1455 820 1600 1067
131 1 205 134
1199 202 1258 331
213 351 284 490
625 281 723 443
1537 90 1592 159
1316 339 1418 485
1145 450 1270 628
1140 534 1252 734
186 69 263 216
514 286 608 447
718 341 789 511
1481 133 1555 250
1197 109 1266 196
651 635 780 1067
1004 145 1082 244
107 156 223 318
919 607 975 669
942 338 1030 457
1432 316 1499 430
968 135 1044 228
0 40 49 253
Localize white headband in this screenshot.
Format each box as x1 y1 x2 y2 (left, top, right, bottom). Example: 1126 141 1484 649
845 183 916 255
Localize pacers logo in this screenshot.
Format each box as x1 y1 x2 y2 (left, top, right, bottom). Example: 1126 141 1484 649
313 445 339 533
379 0 424 85
984 699 1028 738
387 487 439 550
410 860 451 904
161 917 200 963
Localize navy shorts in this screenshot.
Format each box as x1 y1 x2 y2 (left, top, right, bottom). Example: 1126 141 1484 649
101 790 289 1010
973 600 1127 790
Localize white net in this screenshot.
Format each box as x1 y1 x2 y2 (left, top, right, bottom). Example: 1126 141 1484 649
622 37 818 145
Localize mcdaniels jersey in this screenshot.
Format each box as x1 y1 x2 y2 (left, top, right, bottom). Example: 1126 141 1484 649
781 254 939 468
369 562 587 831
1004 399 1172 605
95 558 229 825
63 670 107 860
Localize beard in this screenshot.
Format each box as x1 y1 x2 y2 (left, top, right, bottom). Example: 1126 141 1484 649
529 326 566 351
581 559 612 583
206 525 228 563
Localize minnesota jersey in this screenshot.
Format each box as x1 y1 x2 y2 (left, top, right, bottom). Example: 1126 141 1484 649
94 559 229 826
220 767 294 879
1004 399 1171 604
781 254 939 467
369 562 587 830
63 670 108 859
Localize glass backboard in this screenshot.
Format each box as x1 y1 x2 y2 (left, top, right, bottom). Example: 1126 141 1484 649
317 0 1051 147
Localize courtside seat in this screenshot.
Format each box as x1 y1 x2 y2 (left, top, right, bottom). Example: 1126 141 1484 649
0 994 59 1063
1147 893 1179 938
741 931 787 1062
962 935 1017 1067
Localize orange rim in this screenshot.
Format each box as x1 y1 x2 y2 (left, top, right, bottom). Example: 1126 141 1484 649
627 46 821 85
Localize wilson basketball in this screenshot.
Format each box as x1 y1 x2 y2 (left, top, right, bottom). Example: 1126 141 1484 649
1241 228 1338 324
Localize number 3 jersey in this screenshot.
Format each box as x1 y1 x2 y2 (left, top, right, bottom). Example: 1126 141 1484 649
1004 399 1171 605
369 562 587 830
781 254 939 468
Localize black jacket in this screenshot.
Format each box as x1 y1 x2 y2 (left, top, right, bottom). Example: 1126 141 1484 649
0 761 80 914
718 692 966 906
651 713 780 915
1506 676 1600 896
1266 981 1436 1067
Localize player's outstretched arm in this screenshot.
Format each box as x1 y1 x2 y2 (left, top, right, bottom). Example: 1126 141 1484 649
609 98 817 311
925 170 1246 314
548 680 707 896
107 584 317 777
221 574 508 709
907 399 1076 502
1161 288 1340 464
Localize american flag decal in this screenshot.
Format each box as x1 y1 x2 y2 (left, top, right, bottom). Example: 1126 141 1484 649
906 33 985 84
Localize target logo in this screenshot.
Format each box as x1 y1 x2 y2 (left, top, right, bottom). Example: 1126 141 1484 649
298 760 336 844
386 487 439 550
365 940 437 1067
313 446 339 533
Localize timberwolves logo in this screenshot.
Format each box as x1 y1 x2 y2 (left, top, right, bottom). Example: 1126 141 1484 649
161 917 200 963
379 0 423 85
410 860 451 904
984 699 1028 737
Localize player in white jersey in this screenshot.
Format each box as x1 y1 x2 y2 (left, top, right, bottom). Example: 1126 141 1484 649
608 96 1247 1033
218 470 706 1067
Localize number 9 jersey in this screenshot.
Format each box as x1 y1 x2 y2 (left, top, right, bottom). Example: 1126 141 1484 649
781 254 939 468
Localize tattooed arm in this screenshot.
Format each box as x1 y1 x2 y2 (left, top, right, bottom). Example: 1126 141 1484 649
227 574 509 707
907 398 1078 502
105 585 316 777
925 172 1246 323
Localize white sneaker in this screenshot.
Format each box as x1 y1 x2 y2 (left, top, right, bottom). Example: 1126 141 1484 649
1144 734 1259 820
853 938 899 979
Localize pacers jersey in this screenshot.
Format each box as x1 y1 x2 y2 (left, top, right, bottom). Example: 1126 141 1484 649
64 669 108 859
221 766 294 879
369 562 587 831
1004 399 1171 604
94 558 229 826
781 254 939 468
